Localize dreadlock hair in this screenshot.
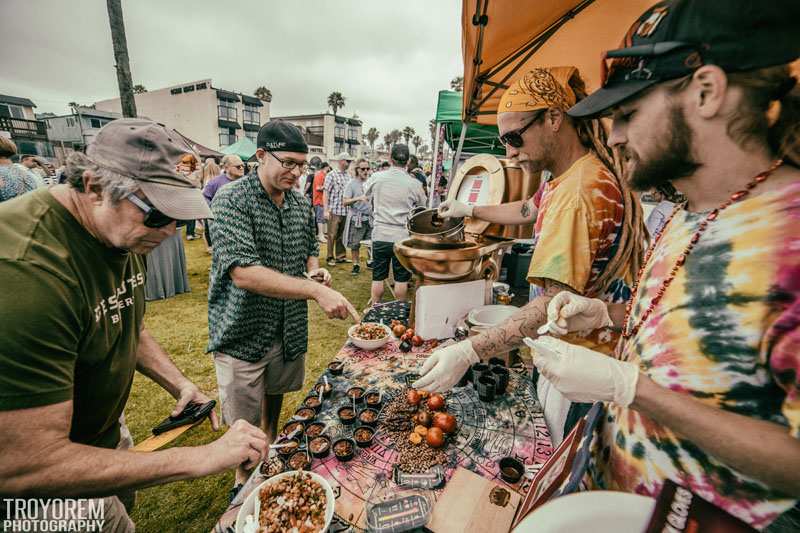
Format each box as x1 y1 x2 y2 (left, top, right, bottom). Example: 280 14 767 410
726 64 799 168
565 70 646 297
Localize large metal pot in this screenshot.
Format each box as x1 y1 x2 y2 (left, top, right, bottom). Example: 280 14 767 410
406 207 465 244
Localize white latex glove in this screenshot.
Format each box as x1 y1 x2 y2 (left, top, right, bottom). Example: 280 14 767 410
437 199 474 219
412 340 479 393
537 291 614 337
523 336 639 406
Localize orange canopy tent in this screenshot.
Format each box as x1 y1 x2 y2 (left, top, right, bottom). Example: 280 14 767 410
462 0 656 125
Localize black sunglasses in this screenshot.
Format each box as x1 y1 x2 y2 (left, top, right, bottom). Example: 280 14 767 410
499 110 546 148
357 167 370 171
127 194 184 228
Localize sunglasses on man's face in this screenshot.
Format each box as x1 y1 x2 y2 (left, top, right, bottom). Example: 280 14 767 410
499 110 546 148
127 194 184 228
358 167 370 171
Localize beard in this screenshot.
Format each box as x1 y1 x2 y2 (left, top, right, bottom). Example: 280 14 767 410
623 103 700 192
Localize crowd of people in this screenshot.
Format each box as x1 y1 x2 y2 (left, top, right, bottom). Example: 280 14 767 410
0 0 798 531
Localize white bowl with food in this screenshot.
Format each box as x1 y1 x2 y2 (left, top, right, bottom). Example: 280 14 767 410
236 471 335 533
348 322 392 350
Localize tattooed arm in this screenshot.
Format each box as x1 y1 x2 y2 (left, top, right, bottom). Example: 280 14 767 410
470 279 576 356
471 197 539 226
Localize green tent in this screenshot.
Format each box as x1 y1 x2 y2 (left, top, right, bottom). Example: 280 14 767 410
221 137 257 160
435 90 505 156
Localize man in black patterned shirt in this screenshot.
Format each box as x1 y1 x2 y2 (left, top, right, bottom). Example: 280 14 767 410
208 121 359 492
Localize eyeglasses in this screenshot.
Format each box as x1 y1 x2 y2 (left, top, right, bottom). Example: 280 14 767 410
127 194 183 228
357 167 370 171
232 164 244 170
498 110 546 148
267 151 308 172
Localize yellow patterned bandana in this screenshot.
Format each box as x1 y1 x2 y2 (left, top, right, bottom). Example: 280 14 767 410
498 66 578 113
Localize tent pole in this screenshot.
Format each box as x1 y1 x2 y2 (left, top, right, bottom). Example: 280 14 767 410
428 122 443 207
446 123 468 197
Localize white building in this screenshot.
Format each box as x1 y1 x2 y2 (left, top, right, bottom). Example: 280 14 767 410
271 113 363 161
94 79 270 151
44 106 122 159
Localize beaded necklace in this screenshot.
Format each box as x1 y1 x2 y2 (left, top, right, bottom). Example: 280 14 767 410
622 159 784 339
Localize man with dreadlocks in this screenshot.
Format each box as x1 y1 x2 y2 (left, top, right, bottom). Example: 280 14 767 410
415 66 645 446
526 0 800 529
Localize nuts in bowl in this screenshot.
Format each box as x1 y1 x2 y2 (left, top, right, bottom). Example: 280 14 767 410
347 322 392 351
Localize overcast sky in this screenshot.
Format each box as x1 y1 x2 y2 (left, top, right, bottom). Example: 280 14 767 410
1 0 463 148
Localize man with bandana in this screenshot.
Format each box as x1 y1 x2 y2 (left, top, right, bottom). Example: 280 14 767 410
416 66 644 446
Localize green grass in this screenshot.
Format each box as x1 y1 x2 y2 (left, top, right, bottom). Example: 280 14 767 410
127 237 373 532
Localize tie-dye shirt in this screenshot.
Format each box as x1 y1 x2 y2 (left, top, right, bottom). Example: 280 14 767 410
594 182 800 529
528 152 630 352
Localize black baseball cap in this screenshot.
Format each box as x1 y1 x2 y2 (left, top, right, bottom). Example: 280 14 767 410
391 143 410 165
568 0 800 118
256 120 308 153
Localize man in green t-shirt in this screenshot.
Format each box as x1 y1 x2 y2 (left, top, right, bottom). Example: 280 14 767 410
0 119 268 531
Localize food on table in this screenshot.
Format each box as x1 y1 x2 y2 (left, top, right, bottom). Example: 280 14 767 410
418 390 430 399
414 425 428 437
358 409 378 425
382 391 448 473
499 457 524 483
399 340 412 353
406 389 421 406
433 412 457 434
314 382 333 397
276 438 300 458
426 393 445 412
338 406 356 424
408 432 423 445
282 421 304 438
288 451 311 471
413 410 432 428
426 427 445 448
305 422 326 438
259 457 285 478
294 407 316 422
309 436 331 457
392 324 406 337
304 396 322 411
354 427 375 446
346 386 365 401
257 472 326 531
411 335 423 347
365 392 382 407
333 438 355 461
327 361 344 375
352 323 389 341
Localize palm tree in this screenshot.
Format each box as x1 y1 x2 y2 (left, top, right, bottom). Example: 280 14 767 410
254 86 272 102
450 76 464 92
366 127 379 152
327 92 345 117
389 129 403 148
429 119 437 143
105 0 137 117
132 84 147 94
402 126 415 146
383 134 393 150
412 135 422 154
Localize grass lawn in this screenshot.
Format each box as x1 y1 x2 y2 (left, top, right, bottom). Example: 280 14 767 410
127 236 374 532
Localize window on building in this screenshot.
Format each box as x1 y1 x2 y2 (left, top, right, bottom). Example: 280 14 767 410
348 128 358 140
245 131 257 143
334 126 345 138
90 118 102 128
0 103 25 119
195 83 207 90
66 118 75 127
170 88 182 95
219 128 237 147
242 108 260 125
182 85 195 93
218 103 237 121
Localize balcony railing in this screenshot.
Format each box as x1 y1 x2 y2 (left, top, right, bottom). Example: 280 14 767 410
0 117 48 139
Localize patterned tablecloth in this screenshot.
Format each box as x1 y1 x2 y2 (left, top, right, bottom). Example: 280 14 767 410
214 337 553 532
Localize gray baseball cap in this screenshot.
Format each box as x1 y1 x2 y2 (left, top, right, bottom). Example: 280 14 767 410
87 119 213 220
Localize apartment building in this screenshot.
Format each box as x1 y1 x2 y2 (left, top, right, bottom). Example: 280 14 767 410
272 113 362 160
0 94 53 158
94 79 270 151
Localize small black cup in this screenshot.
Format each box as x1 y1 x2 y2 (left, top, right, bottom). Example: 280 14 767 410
471 363 489 390
457 366 473 387
499 457 524 483
491 366 510 395
477 375 496 402
488 357 506 367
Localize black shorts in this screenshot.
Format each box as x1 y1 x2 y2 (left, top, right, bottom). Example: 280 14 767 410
371 240 412 283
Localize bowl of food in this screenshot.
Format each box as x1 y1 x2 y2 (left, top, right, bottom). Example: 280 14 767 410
333 437 356 462
348 322 392 351
358 408 379 427
287 450 311 471
305 422 327 439
309 435 332 458
354 426 375 448
235 471 335 533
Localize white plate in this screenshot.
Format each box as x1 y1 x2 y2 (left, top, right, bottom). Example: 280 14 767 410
513 491 655 533
348 323 392 351
235 471 336 533
468 305 518 328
